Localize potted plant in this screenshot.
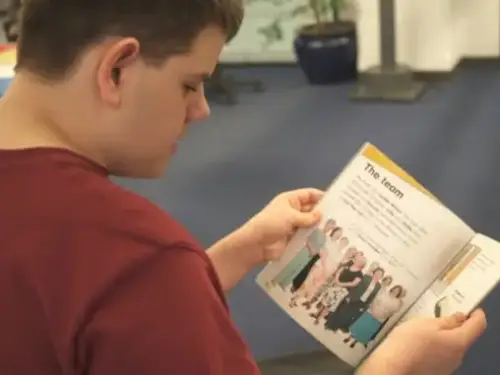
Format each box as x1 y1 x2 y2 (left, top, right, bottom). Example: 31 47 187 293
248 0 357 85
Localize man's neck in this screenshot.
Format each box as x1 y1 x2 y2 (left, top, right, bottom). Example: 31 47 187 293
0 74 99 163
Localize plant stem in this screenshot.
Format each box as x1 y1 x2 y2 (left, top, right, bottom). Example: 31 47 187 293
310 0 322 26
330 0 339 22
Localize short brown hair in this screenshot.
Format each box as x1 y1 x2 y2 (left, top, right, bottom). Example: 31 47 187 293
16 0 244 80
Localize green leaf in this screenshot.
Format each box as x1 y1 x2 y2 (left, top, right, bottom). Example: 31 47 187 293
257 21 285 45
309 0 329 17
245 0 300 7
290 4 310 17
272 22 284 40
330 0 348 20
318 0 330 15
268 0 293 6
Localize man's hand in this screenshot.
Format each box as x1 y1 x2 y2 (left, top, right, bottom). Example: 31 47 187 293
207 188 323 291
357 309 487 375
243 188 323 263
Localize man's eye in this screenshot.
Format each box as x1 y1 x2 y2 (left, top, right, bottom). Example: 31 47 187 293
183 85 197 93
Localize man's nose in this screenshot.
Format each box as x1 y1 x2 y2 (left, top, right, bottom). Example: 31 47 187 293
188 88 210 122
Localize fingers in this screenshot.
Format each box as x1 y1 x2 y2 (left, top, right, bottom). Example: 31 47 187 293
437 312 467 330
454 309 487 347
293 209 322 227
300 203 316 212
286 188 324 205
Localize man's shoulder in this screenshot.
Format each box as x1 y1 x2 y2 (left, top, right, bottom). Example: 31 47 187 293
3 148 196 249
56 174 200 250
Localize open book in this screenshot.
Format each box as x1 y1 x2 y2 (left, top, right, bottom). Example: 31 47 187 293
0 44 15 95
256 142 500 369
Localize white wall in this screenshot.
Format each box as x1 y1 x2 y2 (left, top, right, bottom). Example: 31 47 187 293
220 1 310 63
457 0 500 58
360 0 462 72
221 0 500 72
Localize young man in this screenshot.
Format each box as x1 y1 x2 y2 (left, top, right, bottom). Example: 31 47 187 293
0 0 487 374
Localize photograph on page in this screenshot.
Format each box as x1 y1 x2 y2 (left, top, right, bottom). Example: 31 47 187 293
256 144 475 367
258 219 411 367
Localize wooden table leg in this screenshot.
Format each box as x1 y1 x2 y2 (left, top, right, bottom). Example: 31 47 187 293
207 64 265 105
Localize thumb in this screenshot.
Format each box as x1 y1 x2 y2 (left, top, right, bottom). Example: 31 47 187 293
452 309 487 347
292 209 322 228
437 312 467 330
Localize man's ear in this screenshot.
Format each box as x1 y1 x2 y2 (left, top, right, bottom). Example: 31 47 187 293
96 38 141 107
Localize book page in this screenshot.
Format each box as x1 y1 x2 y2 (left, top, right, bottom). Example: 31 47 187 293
256 143 474 368
0 44 16 64
401 233 500 321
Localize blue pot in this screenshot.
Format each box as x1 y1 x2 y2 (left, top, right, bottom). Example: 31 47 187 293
293 22 357 85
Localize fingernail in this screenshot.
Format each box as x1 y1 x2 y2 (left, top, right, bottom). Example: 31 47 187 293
453 312 466 323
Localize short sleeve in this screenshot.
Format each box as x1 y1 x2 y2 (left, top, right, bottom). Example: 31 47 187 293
77 246 259 375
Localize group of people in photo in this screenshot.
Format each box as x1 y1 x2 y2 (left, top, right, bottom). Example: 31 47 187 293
268 218 407 350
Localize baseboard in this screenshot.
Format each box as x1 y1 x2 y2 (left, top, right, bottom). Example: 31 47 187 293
257 349 353 374
219 61 299 69
412 70 456 83
413 57 500 82
459 57 500 69
257 349 329 366
218 57 500 83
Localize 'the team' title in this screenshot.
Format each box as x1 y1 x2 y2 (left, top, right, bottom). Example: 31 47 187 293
364 162 404 199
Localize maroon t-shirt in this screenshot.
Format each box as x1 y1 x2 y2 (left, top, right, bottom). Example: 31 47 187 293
0 148 261 375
